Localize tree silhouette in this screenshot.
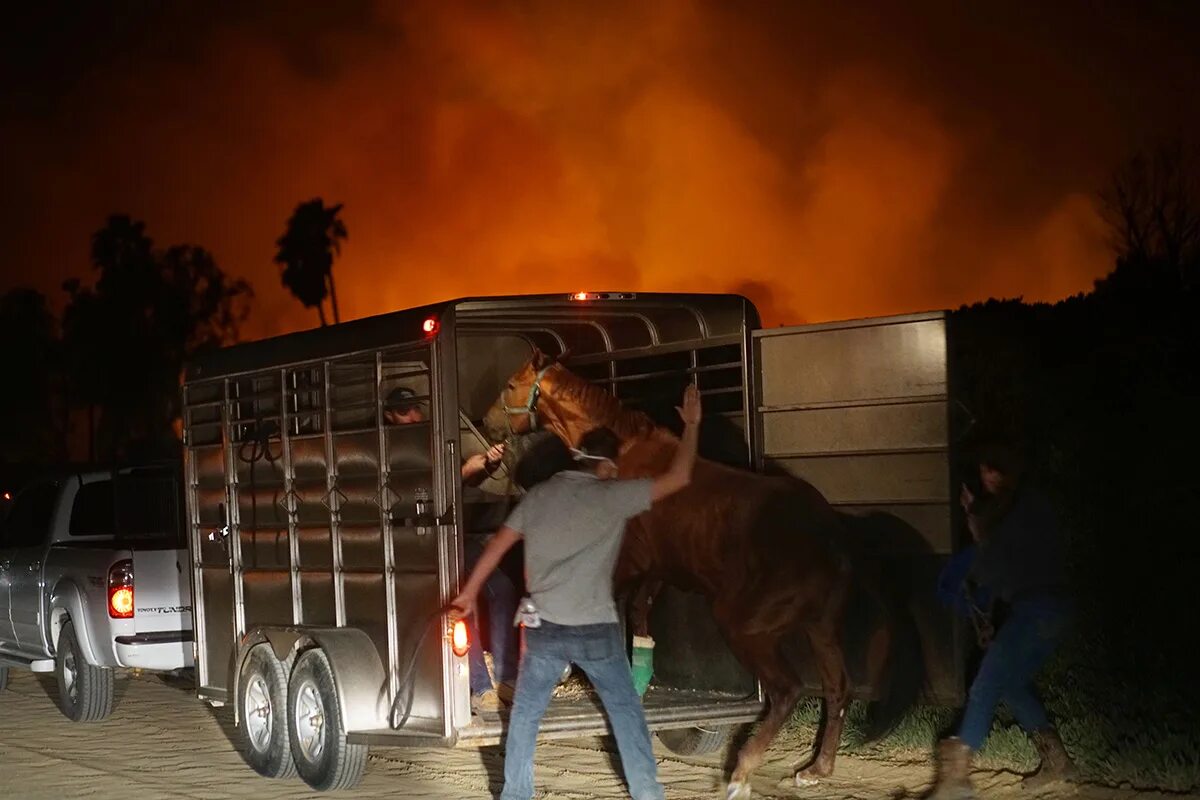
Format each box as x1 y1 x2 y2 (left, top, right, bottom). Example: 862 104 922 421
61 214 252 460
1101 141 1200 286
274 198 348 326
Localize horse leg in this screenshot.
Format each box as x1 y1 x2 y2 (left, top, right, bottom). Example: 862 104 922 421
793 621 850 786
628 577 663 638
725 635 803 800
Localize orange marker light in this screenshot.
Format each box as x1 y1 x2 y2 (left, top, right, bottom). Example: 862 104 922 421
422 316 439 335
2 491 10 501
572 292 591 300
451 619 470 657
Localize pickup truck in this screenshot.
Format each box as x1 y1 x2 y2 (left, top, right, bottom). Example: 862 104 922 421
0 464 194 721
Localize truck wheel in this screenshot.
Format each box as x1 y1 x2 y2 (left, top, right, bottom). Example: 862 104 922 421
0 666 8 691
237 645 295 778
288 648 367 791
657 725 732 756
55 621 114 722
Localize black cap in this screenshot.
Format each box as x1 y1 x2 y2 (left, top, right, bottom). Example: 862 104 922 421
384 386 418 411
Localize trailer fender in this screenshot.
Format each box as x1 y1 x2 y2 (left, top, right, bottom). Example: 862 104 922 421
232 627 389 732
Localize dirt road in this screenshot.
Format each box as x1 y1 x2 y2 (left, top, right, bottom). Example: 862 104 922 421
0 669 1178 799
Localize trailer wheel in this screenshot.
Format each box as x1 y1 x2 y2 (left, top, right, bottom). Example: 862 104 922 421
55 621 114 721
0 666 8 691
238 644 296 778
657 725 732 756
288 648 367 791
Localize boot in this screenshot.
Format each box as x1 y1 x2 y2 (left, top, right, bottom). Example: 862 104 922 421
1023 729 1078 790
925 737 978 800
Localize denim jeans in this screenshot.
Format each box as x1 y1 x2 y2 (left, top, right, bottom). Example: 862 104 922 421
958 596 1071 750
501 621 664 800
464 538 520 696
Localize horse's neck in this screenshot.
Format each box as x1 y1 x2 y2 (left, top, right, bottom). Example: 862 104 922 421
547 376 658 445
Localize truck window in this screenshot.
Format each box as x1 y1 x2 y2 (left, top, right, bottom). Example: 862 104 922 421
114 471 185 545
0 481 58 548
69 479 116 537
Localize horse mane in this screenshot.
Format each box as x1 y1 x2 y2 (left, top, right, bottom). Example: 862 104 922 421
548 365 664 442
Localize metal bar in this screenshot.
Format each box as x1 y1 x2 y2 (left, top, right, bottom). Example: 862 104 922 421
460 317 615 351
758 394 949 413
603 361 741 385
182 389 209 690
377 350 400 707
764 445 950 459
280 367 302 625
752 310 946 338
224 378 247 643
430 334 457 739
322 361 346 628
565 335 743 365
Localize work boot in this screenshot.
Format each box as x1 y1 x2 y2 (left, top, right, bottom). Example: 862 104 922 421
471 688 503 717
1023 729 1078 791
496 681 516 706
925 737 977 800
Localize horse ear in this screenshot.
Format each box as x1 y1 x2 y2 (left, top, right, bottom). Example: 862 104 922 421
555 348 572 365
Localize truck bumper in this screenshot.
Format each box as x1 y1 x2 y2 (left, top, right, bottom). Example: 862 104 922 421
114 631 194 671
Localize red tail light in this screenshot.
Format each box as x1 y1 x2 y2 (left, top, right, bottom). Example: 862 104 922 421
450 619 470 657
108 559 134 619
422 316 440 336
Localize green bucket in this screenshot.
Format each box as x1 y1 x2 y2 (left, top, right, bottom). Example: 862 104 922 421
631 635 654 697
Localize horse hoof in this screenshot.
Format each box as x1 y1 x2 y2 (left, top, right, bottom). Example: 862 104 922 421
725 781 752 800
792 767 828 788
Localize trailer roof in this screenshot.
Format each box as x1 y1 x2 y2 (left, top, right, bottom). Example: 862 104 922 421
185 292 758 381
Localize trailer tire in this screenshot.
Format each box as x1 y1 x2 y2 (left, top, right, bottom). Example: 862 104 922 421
0 666 8 691
657 724 732 756
55 621 114 721
288 648 367 791
238 644 296 779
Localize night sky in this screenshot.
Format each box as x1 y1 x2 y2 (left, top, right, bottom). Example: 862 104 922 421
2 0 1198 337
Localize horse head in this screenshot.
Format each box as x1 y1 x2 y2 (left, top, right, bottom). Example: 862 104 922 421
482 347 572 444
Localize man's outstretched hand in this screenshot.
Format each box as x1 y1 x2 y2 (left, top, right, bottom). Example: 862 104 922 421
676 383 702 426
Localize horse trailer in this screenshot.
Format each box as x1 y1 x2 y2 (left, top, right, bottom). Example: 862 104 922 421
181 293 965 790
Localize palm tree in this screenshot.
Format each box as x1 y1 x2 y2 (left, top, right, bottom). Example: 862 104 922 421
274 199 348 326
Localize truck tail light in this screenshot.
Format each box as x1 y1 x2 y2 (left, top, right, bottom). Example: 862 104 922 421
108 559 134 619
450 619 470 657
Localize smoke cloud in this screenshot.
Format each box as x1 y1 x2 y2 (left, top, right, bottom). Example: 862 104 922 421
2 1 1197 334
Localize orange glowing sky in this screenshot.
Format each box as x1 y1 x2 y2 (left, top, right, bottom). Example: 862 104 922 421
3 1 1198 337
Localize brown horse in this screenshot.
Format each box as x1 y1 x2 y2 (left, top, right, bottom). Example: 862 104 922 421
483 350 923 798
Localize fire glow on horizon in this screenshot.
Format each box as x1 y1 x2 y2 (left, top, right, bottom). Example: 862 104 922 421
6 1 1196 338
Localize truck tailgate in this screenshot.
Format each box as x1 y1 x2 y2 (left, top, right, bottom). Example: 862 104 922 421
133 548 193 635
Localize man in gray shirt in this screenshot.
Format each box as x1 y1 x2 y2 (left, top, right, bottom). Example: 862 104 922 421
451 385 702 800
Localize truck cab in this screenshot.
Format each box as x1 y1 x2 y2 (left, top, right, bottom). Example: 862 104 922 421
0 464 194 720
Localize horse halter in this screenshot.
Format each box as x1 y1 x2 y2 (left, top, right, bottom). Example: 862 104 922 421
502 363 554 436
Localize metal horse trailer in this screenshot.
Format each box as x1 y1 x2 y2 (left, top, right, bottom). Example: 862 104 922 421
180 293 964 790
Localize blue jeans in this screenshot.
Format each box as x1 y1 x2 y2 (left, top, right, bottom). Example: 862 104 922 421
959 597 1071 750
501 621 664 800
465 538 520 696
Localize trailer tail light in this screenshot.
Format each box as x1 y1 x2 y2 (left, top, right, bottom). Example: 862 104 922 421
108 559 134 619
422 316 440 336
450 619 470 657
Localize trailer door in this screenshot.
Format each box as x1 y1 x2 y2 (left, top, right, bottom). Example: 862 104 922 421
751 312 964 704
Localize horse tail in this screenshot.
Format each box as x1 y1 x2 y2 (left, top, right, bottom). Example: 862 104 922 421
861 600 923 742
836 511 927 743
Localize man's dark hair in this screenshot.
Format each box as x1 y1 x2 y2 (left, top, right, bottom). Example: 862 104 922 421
514 434 575 490
384 386 417 411
576 427 620 462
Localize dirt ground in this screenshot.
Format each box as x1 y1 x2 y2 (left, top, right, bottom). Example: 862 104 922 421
0 669 1188 799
